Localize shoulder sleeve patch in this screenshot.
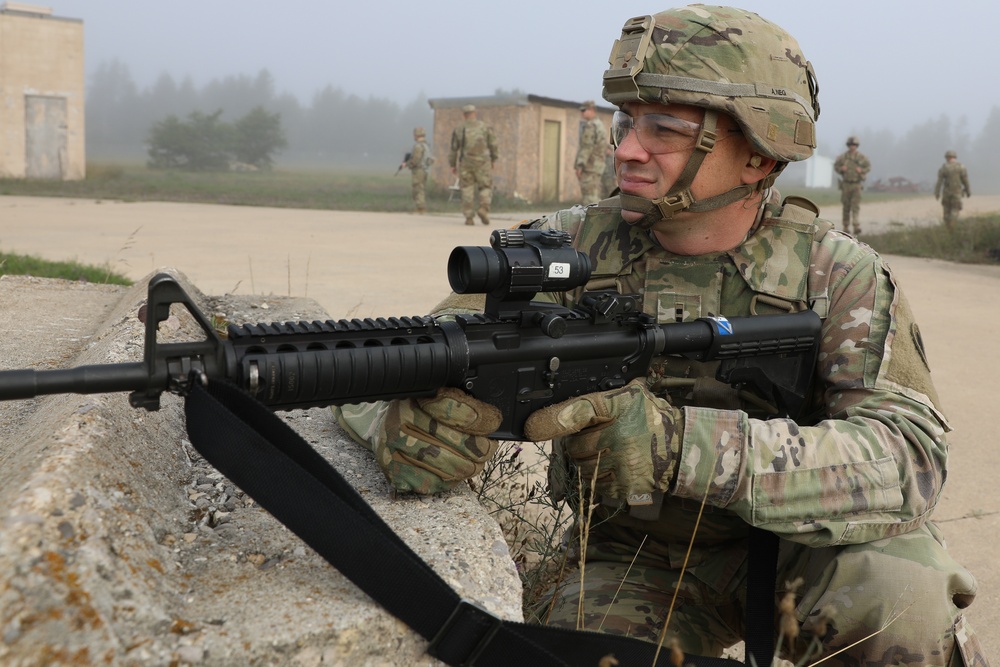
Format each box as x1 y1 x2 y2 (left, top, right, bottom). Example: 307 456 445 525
883 292 941 409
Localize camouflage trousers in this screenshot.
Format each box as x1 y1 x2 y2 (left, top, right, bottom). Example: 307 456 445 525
531 522 987 666
458 162 492 224
840 182 863 233
578 170 605 205
941 195 963 227
410 167 427 212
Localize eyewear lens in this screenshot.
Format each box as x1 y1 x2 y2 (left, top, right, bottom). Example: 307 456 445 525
611 111 703 155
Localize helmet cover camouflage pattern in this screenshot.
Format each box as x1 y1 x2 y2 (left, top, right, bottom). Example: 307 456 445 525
847 135 860 146
945 149 957 159
414 127 426 137
601 5 820 163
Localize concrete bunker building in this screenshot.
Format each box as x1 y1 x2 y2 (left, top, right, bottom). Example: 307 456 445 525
0 2 84 180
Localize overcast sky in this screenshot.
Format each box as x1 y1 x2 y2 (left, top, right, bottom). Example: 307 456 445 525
56 0 999 151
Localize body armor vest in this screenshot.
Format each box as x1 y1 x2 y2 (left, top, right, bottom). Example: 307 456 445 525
550 195 829 419
532 197 833 564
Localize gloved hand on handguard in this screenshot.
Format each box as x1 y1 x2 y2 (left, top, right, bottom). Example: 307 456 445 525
335 388 502 494
524 378 682 507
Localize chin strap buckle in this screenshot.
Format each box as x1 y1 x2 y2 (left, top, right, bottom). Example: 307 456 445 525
654 190 694 219
696 126 718 153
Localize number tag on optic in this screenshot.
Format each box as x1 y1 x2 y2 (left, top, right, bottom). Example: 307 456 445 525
547 262 571 279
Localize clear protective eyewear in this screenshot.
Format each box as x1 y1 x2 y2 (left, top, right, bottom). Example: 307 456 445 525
610 110 705 155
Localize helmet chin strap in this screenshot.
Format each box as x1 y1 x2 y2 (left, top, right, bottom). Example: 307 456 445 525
618 109 754 230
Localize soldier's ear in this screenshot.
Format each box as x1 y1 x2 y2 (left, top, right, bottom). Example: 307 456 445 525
742 154 776 185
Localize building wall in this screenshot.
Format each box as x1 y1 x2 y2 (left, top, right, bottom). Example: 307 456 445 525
429 96 614 205
0 7 85 180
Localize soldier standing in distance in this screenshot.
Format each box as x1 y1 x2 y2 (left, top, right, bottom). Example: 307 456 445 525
401 127 431 214
448 104 498 226
575 100 608 204
334 5 987 664
833 135 870 234
600 143 617 197
935 149 971 228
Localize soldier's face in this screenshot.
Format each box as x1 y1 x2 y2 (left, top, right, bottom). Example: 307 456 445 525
614 102 750 223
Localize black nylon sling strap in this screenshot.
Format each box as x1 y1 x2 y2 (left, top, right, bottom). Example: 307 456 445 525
183 380 773 667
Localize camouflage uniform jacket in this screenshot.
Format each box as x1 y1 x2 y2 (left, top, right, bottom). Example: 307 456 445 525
833 150 871 184
528 194 950 551
935 161 971 198
575 117 607 175
448 119 498 168
406 140 430 171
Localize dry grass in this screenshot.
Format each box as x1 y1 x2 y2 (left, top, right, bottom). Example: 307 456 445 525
473 443 900 667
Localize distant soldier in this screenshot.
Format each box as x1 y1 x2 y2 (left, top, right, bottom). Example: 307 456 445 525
574 100 607 204
600 143 617 198
934 150 971 228
448 105 498 226
401 127 432 214
833 135 871 235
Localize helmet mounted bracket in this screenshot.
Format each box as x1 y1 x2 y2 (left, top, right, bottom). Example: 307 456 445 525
602 16 655 103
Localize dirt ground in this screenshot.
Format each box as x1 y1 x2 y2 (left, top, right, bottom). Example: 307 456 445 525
2 193 999 320
2 193 999 657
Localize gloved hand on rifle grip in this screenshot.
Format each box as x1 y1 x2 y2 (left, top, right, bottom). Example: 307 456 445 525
524 378 682 505
335 388 502 494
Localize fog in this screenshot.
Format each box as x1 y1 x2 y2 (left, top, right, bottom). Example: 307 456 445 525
55 0 1000 187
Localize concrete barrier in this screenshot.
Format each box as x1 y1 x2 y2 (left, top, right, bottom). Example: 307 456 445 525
0 271 522 666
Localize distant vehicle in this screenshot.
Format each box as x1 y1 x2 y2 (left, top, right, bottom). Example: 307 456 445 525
867 176 922 193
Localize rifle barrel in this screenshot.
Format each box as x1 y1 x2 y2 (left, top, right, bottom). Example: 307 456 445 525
0 362 149 400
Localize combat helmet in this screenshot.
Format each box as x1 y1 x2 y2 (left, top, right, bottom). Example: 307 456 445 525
414 127 426 138
602 5 820 226
846 135 860 146
945 149 957 159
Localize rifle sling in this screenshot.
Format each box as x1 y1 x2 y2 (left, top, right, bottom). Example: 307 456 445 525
183 380 775 667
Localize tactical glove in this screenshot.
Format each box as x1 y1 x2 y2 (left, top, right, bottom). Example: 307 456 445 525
524 379 682 506
335 389 502 494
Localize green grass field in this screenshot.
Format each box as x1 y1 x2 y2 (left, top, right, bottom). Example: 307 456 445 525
0 161 923 212
0 251 132 284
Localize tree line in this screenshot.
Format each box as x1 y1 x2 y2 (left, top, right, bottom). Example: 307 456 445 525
86 59 998 192
86 60 433 168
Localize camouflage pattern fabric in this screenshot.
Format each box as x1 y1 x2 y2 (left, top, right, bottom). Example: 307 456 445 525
524 378 682 505
575 116 608 204
405 139 430 213
532 524 987 666
833 150 871 233
521 193 985 665
448 118 498 224
334 388 501 494
601 7 819 165
935 160 971 227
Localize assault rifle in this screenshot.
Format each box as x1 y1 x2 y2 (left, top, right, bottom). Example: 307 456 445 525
0 228 819 667
0 228 821 439
395 151 412 175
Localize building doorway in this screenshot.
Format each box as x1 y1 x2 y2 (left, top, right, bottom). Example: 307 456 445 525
25 95 68 179
541 120 561 201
